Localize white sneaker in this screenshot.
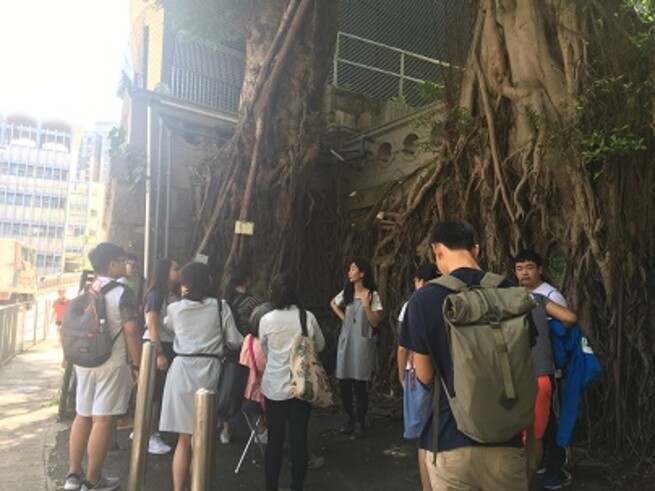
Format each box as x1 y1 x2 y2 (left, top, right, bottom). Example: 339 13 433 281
256 429 268 444
220 430 231 444
64 473 83 490
148 434 172 454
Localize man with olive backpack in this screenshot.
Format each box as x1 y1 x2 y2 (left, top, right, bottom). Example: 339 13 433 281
399 221 537 490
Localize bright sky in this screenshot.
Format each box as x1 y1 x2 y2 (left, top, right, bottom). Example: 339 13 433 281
0 0 129 128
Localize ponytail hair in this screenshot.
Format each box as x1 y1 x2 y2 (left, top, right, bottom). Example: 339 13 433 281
270 272 299 310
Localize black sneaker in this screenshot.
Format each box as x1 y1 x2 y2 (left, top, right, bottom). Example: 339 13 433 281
542 469 572 490
339 419 355 435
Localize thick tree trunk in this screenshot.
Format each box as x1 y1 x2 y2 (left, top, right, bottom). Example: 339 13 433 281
345 0 655 461
194 0 340 291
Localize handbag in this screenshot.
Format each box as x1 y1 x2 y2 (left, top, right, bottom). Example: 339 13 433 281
289 309 332 408
403 363 433 439
215 298 250 418
216 359 250 418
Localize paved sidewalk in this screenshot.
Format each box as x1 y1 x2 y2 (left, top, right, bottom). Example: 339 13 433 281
0 337 65 490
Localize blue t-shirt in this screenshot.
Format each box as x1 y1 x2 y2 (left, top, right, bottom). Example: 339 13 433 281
399 267 523 452
144 290 165 314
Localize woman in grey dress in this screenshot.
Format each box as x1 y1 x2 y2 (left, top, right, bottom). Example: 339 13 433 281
159 262 242 491
330 259 383 438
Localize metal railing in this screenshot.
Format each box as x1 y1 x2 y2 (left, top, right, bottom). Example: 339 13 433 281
0 303 26 366
331 31 453 107
21 298 51 352
170 66 241 114
0 278 78 366
36 272 79 294
0 297 51 365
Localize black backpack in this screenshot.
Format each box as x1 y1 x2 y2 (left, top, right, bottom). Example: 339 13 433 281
62 281 123 367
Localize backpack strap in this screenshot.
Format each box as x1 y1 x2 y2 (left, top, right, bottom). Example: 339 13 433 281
425 275 464 460
232 292 250 311
299 309 308 337
479 272 505 288
475 288 517 402
432 367 441 461
429 275 468 292
97 281 124 344
100 280 122 294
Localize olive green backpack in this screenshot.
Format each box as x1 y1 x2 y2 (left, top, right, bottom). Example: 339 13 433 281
429 273 537 450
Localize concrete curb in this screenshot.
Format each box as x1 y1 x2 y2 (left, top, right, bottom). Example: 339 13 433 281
45 418 67 491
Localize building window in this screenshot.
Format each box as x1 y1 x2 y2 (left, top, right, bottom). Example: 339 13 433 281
68 225 85 237
36 253 62 269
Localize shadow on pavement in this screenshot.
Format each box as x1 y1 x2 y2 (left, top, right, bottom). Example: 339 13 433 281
48 404 624 490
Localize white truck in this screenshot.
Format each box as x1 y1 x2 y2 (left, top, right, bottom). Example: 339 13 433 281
0 238 37 302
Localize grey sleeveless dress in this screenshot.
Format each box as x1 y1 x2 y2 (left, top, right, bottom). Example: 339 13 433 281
333 291 383 381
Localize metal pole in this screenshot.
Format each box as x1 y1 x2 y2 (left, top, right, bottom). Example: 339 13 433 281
333 32 340 87
190 389 217 491
399 52 405 100
32 301 38 345
153 116 163 261
127 342 157 491
43 299 50 339
143 103 153 277
164 127 172 258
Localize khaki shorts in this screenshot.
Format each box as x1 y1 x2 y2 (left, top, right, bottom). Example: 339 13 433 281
425 446 528 491
75 365 132 417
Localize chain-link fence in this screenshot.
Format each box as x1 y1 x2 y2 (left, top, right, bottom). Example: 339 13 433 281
331 0 471 106
332 32 453 107
170 40 244 113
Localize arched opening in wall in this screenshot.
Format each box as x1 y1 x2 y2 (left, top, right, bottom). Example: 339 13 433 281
403 133 419 156
183 131 202 147
377 142 392 162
